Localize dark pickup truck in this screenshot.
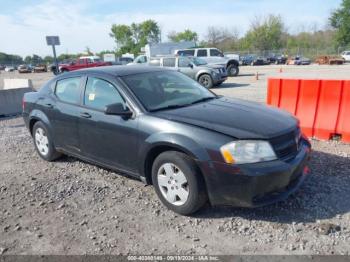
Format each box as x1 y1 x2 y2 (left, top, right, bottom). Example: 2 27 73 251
59 57 111 73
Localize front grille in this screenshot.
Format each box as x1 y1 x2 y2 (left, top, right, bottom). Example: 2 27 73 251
269 128 301 161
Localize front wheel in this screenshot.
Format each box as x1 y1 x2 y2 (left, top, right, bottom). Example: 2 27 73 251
198 74 213 89
152 151 208 215
227 64 239 76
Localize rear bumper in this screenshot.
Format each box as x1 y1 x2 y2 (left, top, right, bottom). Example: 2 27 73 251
198 139 311 207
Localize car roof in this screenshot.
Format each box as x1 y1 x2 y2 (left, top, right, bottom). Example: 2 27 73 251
68 65 170 77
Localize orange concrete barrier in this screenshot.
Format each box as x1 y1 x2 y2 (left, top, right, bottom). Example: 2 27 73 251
267 78 350 143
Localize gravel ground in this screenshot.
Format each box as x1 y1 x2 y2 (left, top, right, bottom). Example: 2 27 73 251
1 65 350 255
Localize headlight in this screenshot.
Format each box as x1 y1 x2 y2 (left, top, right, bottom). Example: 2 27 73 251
211 70 218 76
220 140 277 164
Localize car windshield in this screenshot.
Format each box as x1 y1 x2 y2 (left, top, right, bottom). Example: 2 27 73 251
121 71 216 112
189 57 207 66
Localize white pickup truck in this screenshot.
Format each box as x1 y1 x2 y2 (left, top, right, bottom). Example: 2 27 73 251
174 48 240 77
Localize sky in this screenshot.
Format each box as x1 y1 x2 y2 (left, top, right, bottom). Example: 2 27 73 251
0 0 343 57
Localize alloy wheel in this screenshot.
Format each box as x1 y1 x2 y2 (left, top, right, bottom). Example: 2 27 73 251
157 163 189 206
35 127 49 156
199 75 210 88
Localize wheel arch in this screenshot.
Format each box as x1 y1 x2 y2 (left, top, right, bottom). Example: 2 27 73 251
196 71 212 81
140 134 210 185
28 109 51 135
226 59 239 68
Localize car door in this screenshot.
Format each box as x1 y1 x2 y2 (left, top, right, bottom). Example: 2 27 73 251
206 48 225 64
50 76 83 154
78 75 139 173
177 57 196 79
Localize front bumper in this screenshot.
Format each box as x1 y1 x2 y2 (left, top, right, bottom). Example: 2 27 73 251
198 140 311 207
212 73 228 84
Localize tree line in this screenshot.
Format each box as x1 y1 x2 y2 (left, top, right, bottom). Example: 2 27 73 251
110 0 350 57
1 0 349 65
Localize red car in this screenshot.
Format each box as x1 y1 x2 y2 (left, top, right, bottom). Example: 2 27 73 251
59 56 111 73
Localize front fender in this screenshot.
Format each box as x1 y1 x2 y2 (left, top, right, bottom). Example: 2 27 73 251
227 59 239 67
138 132 211 177
195 70 212 80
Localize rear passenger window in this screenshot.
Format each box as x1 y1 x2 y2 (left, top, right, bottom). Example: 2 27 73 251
177 50 195 56
55 77 81 104
162 58 176 67
84 77 125 111
197 49 207 57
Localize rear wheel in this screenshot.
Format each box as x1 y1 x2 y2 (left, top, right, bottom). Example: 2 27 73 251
152 151 207 215
32 121 61 161
198 74 213 89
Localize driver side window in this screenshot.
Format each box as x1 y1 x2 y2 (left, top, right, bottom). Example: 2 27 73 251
84 77 125 111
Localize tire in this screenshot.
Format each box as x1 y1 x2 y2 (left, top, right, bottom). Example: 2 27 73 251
32 121 62 161
227 64 239 76
198 74 213 89
152 151 208 215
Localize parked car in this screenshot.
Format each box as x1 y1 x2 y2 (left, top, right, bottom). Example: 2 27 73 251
287 56 311 65
266 54 287 65
148 56 227 88
59 57 111 73
22 66 311 215
341 51 350 62
174 48 240 77
0 65 5 70
4 66 15 72
240 55 269 66
18 64 32 73
33 64 48 73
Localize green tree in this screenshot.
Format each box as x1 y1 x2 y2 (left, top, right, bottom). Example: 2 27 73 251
243 15 286 51
0 52 23 65
330 0 350 46
43 56 54 64
110 20 161 55
167 29 198 42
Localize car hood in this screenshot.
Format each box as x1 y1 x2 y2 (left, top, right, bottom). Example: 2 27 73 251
153 97 297 139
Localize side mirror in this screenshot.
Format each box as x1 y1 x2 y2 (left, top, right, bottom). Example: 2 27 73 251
188 63 193 68
105 103 133 118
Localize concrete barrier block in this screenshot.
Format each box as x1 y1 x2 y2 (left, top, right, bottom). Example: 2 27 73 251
0 88 33 116
3 79 33 90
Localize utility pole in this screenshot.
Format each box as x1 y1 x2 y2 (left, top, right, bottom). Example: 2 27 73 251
46 36 60 75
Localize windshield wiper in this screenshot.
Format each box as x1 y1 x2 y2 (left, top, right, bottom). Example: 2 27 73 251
190 96 216 105
149 104 191 112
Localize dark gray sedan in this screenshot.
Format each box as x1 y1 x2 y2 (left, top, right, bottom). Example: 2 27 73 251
22 66 311 215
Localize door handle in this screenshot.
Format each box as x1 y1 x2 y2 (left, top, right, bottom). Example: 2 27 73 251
80 112 92 118
45 103 54 109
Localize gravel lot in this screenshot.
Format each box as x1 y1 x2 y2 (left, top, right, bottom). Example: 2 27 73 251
1 65 350 255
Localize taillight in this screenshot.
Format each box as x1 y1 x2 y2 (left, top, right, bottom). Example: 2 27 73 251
22 98 25 111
